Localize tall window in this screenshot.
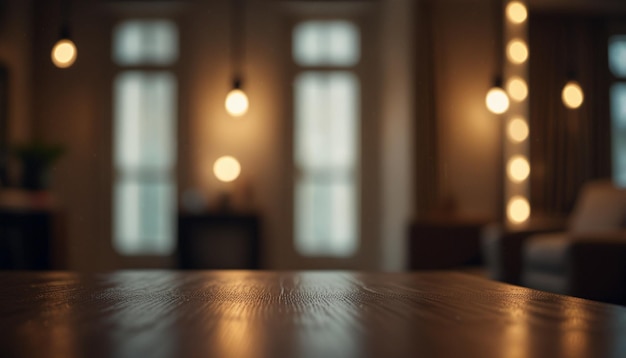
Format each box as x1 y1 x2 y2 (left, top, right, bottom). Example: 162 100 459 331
609 35 626 187
112 20 178 255
293 20 360 257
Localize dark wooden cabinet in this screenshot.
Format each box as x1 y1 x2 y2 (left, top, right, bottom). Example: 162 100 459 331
408 217 489 270
0 208 61 270
177 212 261 269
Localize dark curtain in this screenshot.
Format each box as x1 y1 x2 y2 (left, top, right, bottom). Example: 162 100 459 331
414 0 439 217
529 13 611 216
0 64 7 186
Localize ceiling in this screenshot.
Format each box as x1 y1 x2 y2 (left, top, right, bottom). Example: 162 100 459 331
527 0 626 13
432 0 626 13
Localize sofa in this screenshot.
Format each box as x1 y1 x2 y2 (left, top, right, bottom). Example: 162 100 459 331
521 180 626 304
483 180 626 304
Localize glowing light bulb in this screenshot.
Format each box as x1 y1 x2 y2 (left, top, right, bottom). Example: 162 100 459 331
507 155 530 182
507 39 528 64
213 156 241 182
506 1 528 24
506 76 528 102
562 81 584 109
508 117 529 143
51 39 77 68
507 196 530 224
225 89 249 117
486 87 510 114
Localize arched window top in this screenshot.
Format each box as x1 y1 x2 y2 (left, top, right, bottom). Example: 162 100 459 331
293 20 360 67
113 19 178 66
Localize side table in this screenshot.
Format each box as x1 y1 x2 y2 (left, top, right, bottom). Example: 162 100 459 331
408 217 490 270
177 212 261 269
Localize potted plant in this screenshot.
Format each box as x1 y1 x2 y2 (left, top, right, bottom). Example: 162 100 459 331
13 142 64 191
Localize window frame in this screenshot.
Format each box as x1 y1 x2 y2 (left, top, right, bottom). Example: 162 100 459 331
290 17 364 258
110 17 181 256
608 28 626 188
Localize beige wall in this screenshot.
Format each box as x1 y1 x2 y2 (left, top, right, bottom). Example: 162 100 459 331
380 0 415 271
30 0 110 270
431 0 501 220
20 0 409 270
2 0 519 270
0 0 32 145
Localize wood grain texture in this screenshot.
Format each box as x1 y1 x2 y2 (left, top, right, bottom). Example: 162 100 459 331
0 271 625 358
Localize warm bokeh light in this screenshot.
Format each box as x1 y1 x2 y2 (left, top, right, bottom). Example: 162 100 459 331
506 76 528 102
213 156 241 182
506 1 528 24
486 87 510 114
507 39 528 64
562 81 584 109
51 39 77 68
507 117 529 142
225 89 249 117
507 155 530 182
507 196 530 224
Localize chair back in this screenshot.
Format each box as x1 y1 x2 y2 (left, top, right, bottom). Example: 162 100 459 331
568 180 626 234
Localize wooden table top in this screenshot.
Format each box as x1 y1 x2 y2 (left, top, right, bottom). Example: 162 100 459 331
1 271 625 358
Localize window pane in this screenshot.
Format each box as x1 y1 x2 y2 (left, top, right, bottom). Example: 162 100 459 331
294 71 359 170
114 179 175 254
611 83 626 187
293 21 359 67
113 70 177 255
114 71 176 171
113 20 178 66
294 71 359 257
295 179 357 256
609 36 626 78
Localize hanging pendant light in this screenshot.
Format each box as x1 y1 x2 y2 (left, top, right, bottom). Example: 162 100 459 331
562 73 584 109
51 30 77 69
225 80 249 117
562 21 584 110
486 0 509 115
486 77 510 114
51 0 77 69
225 0 249 117
213 156 242 183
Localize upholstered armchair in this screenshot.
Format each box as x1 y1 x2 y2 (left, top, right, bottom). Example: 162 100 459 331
482 217 566 285
521 180 626 304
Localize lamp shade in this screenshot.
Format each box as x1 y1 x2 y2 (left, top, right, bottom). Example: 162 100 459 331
51 38 77 68
486 86 510 114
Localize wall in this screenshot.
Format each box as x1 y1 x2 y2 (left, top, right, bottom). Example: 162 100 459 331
425 0 626 223
185 0 292 269
31 0 109 270
15 0 508 270
431 0 501 220
0 0 32 147
24 0 412 270
380 0 415 271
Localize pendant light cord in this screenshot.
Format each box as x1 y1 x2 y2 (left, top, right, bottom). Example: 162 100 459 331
230 0 246 87
566 18 575 80
60 0 71 39
494 0 504 85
